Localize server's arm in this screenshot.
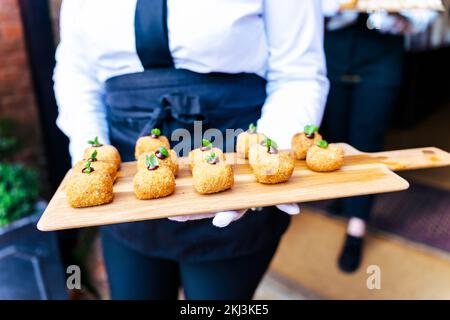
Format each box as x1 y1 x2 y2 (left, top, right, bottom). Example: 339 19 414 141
53 0 110 164
257 0 330 149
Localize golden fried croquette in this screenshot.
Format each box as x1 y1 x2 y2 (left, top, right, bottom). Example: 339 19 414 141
66 161 114 208
249 138 295 184
84 137 121 170
306 140 344 172
192 152 234 194
133 154 175 200
188 139 225 169
135 128 170 159
137 147 179 176
236 123 265 159
290 125 322 160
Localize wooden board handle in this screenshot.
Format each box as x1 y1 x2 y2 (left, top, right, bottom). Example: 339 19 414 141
344 146 450 171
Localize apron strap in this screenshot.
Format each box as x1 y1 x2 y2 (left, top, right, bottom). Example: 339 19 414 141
135 0 173 69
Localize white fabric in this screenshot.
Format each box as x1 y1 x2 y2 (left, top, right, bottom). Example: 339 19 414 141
54 0 329 163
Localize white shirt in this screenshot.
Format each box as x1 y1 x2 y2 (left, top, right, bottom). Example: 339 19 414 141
54 0 329 162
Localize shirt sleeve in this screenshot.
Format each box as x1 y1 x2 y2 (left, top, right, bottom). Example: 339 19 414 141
258 0 330 149
53 0 110 165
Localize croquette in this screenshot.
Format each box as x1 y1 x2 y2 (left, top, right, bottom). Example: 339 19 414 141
135 128 170 159
66 161 114 208
236 123 265 159
133 154 175 200
192 151 234 194
306 140 344 172
84 136 121 170
249 138 295 184
290 125 323 160
137 147 179 176
188 139 225 169
74 150 117 180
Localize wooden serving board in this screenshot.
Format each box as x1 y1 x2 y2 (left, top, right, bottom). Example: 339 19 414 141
37 144 450 231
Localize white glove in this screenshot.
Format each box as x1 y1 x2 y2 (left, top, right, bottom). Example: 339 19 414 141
368 12 408 34
368 11 437 35
168 203 300 228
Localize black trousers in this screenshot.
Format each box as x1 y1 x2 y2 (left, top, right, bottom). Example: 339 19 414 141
101 231 277 300
321 81 400 221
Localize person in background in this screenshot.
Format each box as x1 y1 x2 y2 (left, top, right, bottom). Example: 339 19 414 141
53 0 327 299
321 0 437 273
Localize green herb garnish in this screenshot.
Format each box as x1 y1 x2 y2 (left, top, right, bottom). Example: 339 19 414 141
204 151 216 162
248 123 257 133
304 125 319 136
202 139 212 148
89 150 98 161
145 154 159 169
151 128 161 137
83 161 93 174
87 136 102 147
158 146 169 157
264 137 278 148
316 140 328 148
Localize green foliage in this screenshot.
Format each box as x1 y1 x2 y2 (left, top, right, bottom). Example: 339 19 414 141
0 162 38 227
0 118 19 159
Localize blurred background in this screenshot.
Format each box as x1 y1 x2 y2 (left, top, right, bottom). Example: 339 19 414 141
0 0 449 299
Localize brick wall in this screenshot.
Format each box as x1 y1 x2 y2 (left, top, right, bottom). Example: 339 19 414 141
0 0 44 166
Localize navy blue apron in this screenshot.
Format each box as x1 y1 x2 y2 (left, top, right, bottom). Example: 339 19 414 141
101 0 290 262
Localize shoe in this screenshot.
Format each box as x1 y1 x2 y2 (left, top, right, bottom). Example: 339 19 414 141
338 235 363 273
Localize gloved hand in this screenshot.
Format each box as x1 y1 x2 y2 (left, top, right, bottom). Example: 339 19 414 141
367 12 412 34
168 203 300 228
367 11 437 35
